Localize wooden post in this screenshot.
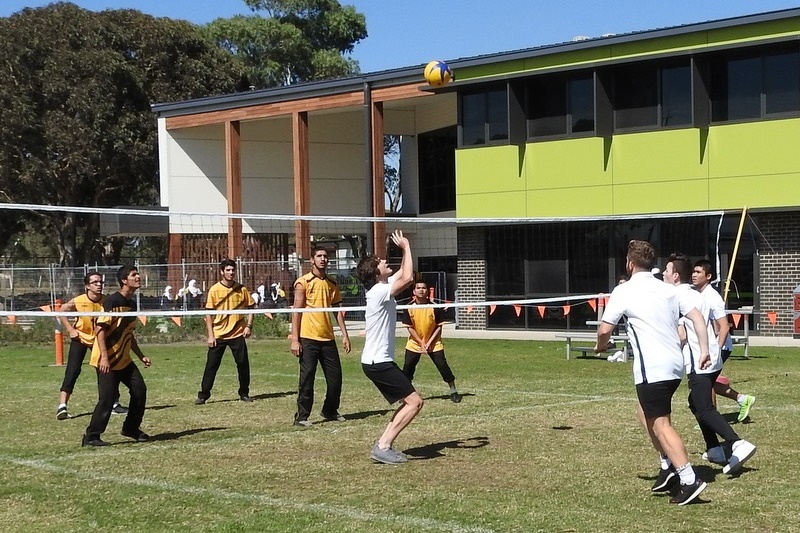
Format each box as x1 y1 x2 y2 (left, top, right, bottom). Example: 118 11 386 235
293 111 311 262
225 120 242 260
371 101 386 258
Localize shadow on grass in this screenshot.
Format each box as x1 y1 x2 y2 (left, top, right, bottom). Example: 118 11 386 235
345 409 393 420
69 403 177 419
403 436 490 460
210 391 296 403
149 426 228 442
424 392 476 402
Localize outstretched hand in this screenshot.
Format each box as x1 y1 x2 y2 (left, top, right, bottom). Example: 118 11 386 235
390 229 409 250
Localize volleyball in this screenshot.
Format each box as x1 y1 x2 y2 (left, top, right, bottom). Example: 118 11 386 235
424 60 453 87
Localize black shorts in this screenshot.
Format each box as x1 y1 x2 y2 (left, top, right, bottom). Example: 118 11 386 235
362 361 416 405
636 379 681 419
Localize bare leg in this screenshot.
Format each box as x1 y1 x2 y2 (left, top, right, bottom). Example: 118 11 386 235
377 392 424 449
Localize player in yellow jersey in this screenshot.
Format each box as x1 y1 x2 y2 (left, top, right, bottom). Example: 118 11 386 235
290 245 351 426
82 265 152 447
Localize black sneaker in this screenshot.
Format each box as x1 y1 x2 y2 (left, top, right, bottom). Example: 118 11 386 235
321 412 345 422
239 395 254 403
651 467 678 492
121 429 150 442
450 392 462 403
111 403 128 415
81 435 109 447
56 405 71 420
669 479 708 505
194 397 207 405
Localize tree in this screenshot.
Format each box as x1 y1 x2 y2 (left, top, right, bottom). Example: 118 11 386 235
384 135 401 213
204 0 366 87
0 3 249 265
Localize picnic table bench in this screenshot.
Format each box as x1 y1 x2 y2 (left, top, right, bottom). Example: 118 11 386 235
554 331 630 361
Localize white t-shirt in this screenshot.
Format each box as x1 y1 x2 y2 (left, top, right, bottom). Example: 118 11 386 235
602 271 693 385
360 275 398 365
677 284 721 375
699 284 731 351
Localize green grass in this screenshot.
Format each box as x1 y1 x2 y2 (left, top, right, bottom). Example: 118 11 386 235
0 338 797 533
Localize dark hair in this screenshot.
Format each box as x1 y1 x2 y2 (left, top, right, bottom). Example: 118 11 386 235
84 271 101 285
694 258 715 278
667 252 692 283
219 258 236 271
356 254 380 290
311 245 329 256
116 264 137 287
627 240 656 270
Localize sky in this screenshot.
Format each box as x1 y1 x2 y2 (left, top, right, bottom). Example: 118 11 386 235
2 1 800 74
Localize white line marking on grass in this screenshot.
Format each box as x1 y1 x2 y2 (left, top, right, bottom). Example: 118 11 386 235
1 454 498 533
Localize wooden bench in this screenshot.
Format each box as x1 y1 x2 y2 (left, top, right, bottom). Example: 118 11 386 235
554 332 630 361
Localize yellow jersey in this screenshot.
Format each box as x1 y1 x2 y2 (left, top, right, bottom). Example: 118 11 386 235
295 272 341 341
206 282 254 340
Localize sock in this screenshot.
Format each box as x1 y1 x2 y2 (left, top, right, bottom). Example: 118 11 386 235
737 394 745 405
676 463 696 485
58 403 67 409
659 454 671 470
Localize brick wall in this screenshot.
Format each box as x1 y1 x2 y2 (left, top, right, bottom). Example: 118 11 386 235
456 227 487 329
755 212 800 337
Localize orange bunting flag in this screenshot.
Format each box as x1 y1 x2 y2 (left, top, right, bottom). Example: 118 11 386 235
767 311 778 325
138 316 147 326
731 313 741 328
601 297 609 307
562 305 571 316
513 304 522 317
8 315 16 325
40 305 51 312
171 316 182 327
466 306 474 314
265 312 274 320
444 300 451 311
489 305 497 315
537 306 546 318
588 299 597 312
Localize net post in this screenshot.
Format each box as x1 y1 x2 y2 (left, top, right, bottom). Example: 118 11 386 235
54 299 64 366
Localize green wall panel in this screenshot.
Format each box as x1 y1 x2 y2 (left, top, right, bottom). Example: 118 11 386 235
613 180 709 214
456 145 525 194
710 173 800 209
526 186 613 216
526 137 609 189
709 119 800 178
457 191 527 217
613 129 706 184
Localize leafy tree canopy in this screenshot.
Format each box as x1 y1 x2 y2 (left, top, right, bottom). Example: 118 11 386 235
0 2 248 265
205 0 367 87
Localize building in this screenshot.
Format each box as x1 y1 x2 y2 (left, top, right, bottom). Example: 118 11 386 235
152 8 800 337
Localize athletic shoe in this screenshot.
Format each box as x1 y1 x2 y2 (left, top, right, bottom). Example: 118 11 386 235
121 429 150 442
370 443 406 465
669 479 708 506
321 412 346 422
450 392 462 403
239 395 254 403
702 445 729 465
651 467 678 492
737 395 756 422
723 439 757 474
111 403 128 415
81 435 109 447
293 418 312 428
194 397 207 405
56 405 71 420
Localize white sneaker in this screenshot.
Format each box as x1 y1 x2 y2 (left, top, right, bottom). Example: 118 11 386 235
702 445 728 465
723 439 757 474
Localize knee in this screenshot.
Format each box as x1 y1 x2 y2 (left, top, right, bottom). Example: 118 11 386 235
407 393 424 411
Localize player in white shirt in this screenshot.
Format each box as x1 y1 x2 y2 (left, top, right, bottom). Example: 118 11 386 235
356 230 420 465
665 254 756 476
595 240 710 506
692 259 756 423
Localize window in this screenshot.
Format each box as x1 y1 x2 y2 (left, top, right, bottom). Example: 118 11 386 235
418 126 456 213
613 62 690 130
527 74 594 138
711 47 800 122
460 88 508 146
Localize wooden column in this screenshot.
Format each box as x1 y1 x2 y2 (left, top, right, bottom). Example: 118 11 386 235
167 232 183 290
293 111 311 262
225 120 242 260
371 101 386 258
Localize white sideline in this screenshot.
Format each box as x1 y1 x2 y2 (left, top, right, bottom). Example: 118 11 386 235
1 454 498 533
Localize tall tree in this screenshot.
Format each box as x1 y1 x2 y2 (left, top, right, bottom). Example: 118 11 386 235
204 0 366 87
0 3 248 265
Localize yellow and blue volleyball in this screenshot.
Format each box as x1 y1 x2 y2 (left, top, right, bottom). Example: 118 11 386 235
423 60 453 87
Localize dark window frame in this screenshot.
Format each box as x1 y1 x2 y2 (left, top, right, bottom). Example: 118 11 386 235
458 85 509 147
526 72 597 140
612 59 692 132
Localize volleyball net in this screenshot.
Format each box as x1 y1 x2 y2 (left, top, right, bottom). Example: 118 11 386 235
0 202 742 333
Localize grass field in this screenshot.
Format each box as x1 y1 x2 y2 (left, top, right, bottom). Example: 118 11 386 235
0 337 798 532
